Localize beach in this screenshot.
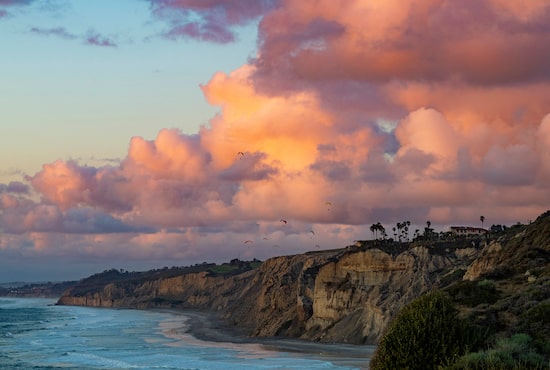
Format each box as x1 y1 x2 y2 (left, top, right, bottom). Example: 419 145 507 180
159 309 374 369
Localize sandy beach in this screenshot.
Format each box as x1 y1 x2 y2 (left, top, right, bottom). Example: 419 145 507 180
157 309 374 369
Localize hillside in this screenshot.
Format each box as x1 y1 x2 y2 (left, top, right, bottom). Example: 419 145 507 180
56 211 549 349
446 211 550 355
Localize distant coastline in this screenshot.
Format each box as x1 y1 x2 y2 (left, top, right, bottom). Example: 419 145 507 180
0 280 76 298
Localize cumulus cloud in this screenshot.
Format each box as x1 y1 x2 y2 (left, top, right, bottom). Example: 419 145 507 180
253 0 550 85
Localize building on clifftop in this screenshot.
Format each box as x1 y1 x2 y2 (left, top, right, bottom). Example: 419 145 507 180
449 226 487 237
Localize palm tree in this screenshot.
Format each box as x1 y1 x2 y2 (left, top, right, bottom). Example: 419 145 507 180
370 224 376 240
480 215 485 229
376 222 386 240
397 222 405 242
424 220 432 240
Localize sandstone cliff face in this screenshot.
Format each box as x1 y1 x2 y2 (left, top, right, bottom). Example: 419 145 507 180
303 246 465 343
57 244 479 344
58 270 257 311
464 242 503 281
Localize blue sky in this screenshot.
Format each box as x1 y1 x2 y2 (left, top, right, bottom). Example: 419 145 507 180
1 0 256 182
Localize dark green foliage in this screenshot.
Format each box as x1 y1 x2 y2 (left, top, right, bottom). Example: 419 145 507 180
445 279 500 307
446 334 548 370
71 261 263 296
439 269 467 287
207 259 262 276
479 266 515 280
518 302 550 355
370 291 486 370
536 210 550 222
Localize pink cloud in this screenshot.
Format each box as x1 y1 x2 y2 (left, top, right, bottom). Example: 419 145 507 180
85 30 117 47
20 63 550 237
31 160 96 210
533 114 550 184
149 0 279 43
253 0 550 85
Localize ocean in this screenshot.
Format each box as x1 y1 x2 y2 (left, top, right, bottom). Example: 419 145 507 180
0 298 372 369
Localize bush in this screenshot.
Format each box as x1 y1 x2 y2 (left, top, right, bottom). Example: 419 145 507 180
370 291 485 370
447 333 548 369
518 302 550 355
440 269 467 287
444 280 500 307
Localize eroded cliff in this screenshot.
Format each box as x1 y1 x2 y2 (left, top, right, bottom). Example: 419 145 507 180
57 242 479 344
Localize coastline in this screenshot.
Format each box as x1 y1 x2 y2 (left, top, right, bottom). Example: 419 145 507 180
20 295 374 367
158 308 374 368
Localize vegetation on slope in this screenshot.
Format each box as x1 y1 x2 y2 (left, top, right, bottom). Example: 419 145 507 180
370 291 486 370
371 210 550 369
69 259 261 297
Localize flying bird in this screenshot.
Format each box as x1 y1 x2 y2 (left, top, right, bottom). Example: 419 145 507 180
280 219 287 224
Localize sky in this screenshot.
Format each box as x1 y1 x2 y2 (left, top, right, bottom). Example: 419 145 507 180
1 0 549 282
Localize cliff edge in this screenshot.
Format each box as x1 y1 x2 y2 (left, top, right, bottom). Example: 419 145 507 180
57 240 479 344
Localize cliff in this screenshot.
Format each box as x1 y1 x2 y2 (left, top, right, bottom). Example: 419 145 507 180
57 241 479 344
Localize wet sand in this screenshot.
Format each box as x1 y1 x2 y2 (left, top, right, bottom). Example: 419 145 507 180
157 309 374 369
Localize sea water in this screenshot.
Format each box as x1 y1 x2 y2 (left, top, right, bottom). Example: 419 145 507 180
0 298 372 369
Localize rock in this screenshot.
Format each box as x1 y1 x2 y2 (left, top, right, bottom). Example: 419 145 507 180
464 242 502 281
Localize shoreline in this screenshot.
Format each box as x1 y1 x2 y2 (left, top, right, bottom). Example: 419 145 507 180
157 308 374 368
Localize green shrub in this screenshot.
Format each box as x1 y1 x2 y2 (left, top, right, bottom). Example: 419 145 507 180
447 334 548 369
518 302 550 355
445 280 500 307
477 279 494 289
370 291 485 370
440 269 467 287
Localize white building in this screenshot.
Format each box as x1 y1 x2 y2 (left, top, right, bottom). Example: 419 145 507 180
449 226 487 236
